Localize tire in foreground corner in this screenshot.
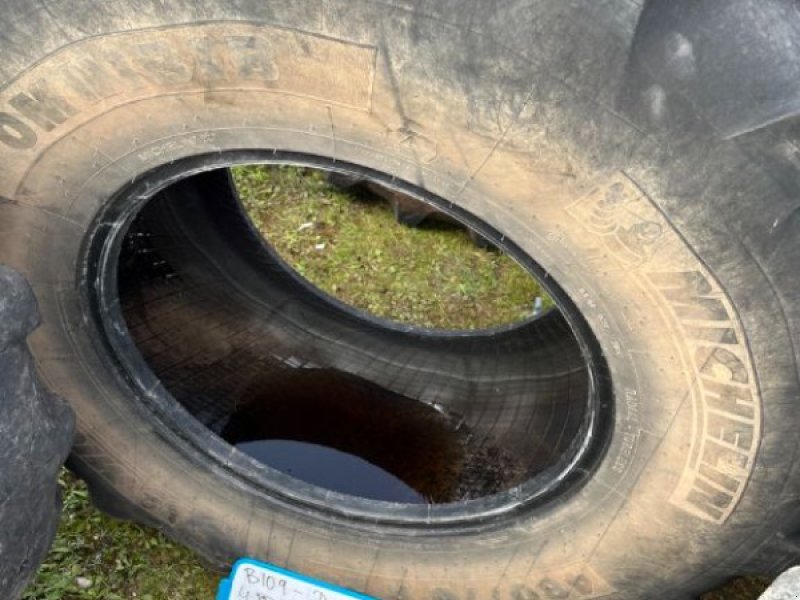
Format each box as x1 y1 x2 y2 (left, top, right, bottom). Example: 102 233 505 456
0 265 75 599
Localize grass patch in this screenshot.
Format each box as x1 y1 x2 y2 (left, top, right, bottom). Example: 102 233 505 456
24 472 217 600
231 165 552 330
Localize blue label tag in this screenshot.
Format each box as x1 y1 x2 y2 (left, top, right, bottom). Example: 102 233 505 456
217 558 377 600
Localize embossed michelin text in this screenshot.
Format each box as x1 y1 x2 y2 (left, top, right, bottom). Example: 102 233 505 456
566 175 666 267
509 563 615 599
567 172 762 524
428 564 613 600
0 112 37 149
648 271 761 523
0 23 377 150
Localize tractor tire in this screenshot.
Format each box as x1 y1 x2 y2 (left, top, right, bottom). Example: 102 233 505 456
1 1 799 598
0 266 75 599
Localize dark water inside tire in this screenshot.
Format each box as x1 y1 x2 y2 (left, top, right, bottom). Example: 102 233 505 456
221 367 527 504
221 368 467 503
235 439 426 503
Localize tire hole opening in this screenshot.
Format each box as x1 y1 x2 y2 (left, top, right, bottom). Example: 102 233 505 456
105 159 608 516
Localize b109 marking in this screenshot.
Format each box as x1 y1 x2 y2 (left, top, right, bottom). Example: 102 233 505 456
217 559 375 600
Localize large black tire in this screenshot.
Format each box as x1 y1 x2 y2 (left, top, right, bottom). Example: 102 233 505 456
0 266 75 599
1 1 799 598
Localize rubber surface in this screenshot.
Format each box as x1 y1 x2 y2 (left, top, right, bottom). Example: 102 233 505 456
0 1 799 599
0 266 75 599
